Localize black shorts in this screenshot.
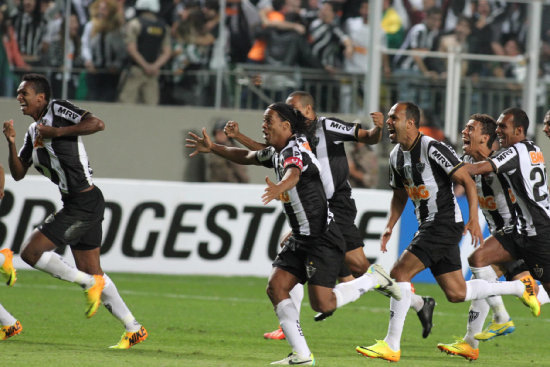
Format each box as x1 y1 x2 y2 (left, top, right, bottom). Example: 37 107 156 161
496 230 550 282
329 192 363 253
39 186 105 250
502 259 529 281
407 221 464 277
273 221 345 288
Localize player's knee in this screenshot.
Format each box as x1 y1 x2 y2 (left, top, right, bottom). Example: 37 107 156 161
468 252 485 268
349 261 369 278
310 299 334 314
445 290 466 303
20 246 40 267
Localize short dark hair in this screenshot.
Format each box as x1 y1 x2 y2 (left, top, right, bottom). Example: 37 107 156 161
22 73 51 102
501 107 529 133
470 113 497 148
287 91 315 111
268 102 307 134
400 102 420 128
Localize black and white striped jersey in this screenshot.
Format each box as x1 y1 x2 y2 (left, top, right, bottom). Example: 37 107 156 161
308 18 349 67
19 99 94 194
488 140 550 236
463 154 516 234
389 134 464 225
307 116 359 200
393 23 439 71
256 134 332 238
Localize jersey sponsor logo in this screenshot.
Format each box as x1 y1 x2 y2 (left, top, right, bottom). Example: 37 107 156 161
507 188 517 203
405 184 430 200
429 149 452 168
55 106 80 122
301 141 312 152
495 148 514 162
33 136 44 148
529 151 545 165
279 191 290 203
478 195 496 211
327 121 353 133
284 157 303 171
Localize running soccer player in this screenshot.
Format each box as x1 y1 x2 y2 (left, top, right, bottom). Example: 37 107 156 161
187 102 401 365
356 102 540 363
0 247 22 341
437 113 550 360
225 91 436 340
2 73 147 349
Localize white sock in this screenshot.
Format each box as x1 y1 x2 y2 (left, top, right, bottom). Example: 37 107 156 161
465 279 524 301
275 298 310 358
101 274 141 332
410 293 424 312
289 283 304 315
470 266 510 323
464 298 488 349
0 303 16 326
384 282 411 351
333 272 377 308
538 285 550 305
34 251 94 288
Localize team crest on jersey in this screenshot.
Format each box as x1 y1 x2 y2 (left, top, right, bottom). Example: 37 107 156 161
306 262 317 279
532 264 544 279
416 162 425 173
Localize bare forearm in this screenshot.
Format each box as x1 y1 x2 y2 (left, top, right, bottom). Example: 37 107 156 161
7 143 27 180
234 132 267 151
386 189 408 229
358 126 382 144
210 144 258 165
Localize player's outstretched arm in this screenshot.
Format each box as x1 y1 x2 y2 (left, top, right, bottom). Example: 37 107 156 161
357 112 384 144
187 128 259 165
3 120 29 181
37 115 105 139
262 167 300 205
224 121 267 151
463 160 494 176
452 166 483 246
381 188 408 252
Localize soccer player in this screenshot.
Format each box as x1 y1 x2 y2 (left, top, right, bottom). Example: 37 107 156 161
437 114 535 360
0 247 22 340
356 102 540 363
225 91 436 340
2 73 147 349
187 102 401 365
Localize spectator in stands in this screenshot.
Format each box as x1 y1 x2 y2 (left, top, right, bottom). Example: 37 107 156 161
392 6 443 111
43 13 83 99
170 7 214 105
226 0 261 64
12 0 48 66
469 0 499 77
207 119 249 183
308 1 353 73
418 108 445 141
341 0 389 113
0 4 30 97
118 0 172 105
382 0 405 52
440 0 472 33
347 142 379 189
246 0 305 64
490 2 526 56
437 15 472 76
81 0 126 102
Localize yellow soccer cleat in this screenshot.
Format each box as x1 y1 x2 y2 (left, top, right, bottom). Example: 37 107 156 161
518 275 541 317
109 326 148 349
356 340 401 362
0 248 16 286
437 339 479 361
0 320 22 340
474 319 516 341
84 275 105 318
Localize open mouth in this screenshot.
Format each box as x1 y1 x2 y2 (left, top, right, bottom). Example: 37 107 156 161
388 128 396 139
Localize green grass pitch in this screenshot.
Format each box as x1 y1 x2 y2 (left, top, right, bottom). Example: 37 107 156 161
1 270 548 366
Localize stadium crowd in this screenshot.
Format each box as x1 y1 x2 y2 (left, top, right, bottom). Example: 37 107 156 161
1 0 550 109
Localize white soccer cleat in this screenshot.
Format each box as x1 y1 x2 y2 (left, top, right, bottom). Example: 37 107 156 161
270 352 315 365
369 264 402 301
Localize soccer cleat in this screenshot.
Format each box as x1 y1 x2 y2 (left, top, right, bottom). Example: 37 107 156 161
518 275 541 317
356 340 401 362
417 296 436 338
270 352 315 365
264 326 285 340
84 274 105 318
437 339 479 361
0 248 16 286
314 310 334 322
474 319 515 341
0 320 22 340
109 326 148 349
369 264 402 301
